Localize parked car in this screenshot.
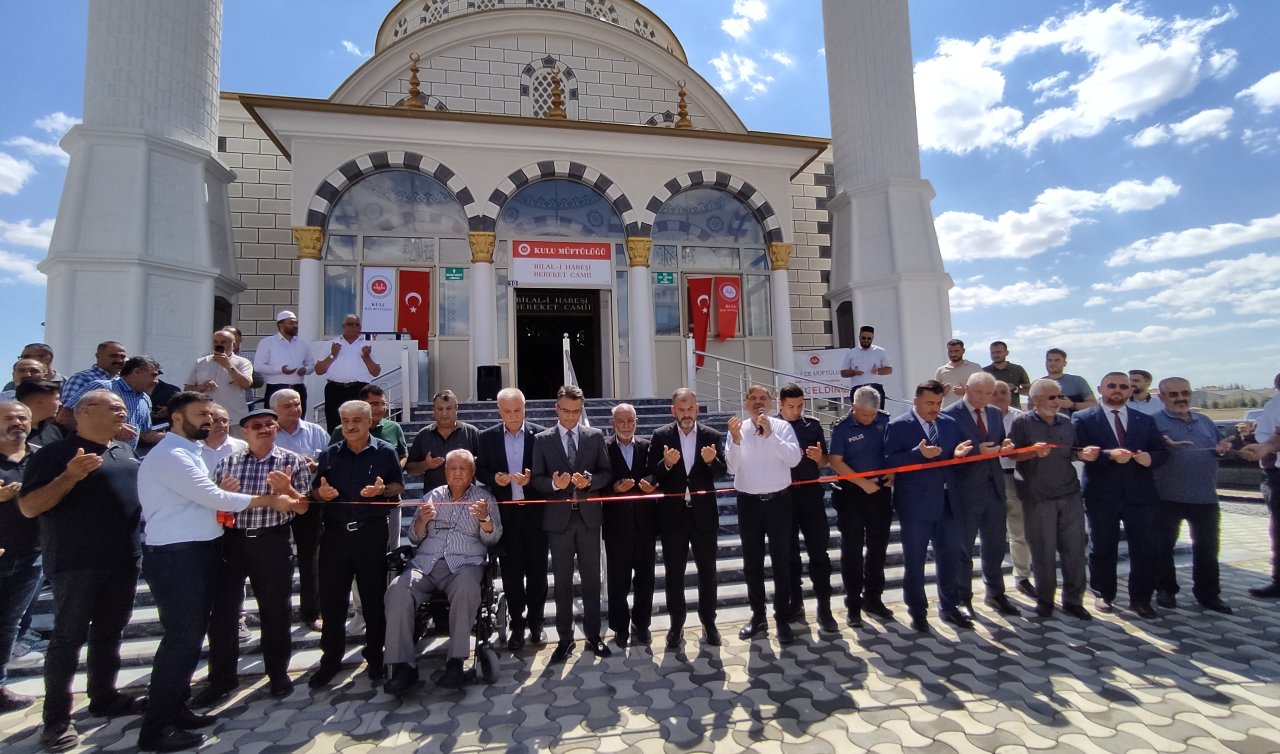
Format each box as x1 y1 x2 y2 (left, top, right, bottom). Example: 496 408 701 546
1212 419 1265 490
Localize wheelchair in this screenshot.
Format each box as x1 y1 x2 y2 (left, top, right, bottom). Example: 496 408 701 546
386 545 508 684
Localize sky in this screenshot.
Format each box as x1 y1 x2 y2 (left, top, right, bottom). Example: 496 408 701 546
0 0 1277 389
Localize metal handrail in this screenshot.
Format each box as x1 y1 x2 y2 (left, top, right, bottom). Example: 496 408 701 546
691 349 850 430
310 365 406 424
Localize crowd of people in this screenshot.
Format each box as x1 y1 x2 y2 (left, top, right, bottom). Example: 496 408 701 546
0 315 1275 753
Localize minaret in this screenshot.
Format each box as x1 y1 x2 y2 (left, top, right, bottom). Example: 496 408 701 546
42 0 242 376
821 0 953 407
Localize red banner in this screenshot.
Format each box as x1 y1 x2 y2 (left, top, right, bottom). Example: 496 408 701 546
714 275 740 341
396 269 431 346
688 277 713 368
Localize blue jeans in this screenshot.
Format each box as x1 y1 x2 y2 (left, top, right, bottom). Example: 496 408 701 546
0 553 43 685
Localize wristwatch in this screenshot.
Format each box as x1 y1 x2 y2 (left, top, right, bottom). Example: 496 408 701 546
478 516 491 525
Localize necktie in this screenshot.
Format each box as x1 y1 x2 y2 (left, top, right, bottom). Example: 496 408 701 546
926 421 938 445
565 429 577 468
975 408 988 438
1112 410 1126 446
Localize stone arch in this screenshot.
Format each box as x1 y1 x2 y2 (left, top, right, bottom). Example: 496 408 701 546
477 160 643 235
305 151 483 230
643 170 784 245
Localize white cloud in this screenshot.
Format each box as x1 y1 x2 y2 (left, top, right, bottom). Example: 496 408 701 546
5 136 68 164
915 41 1023 154
936 176 1179 262
0 249 45 286
341 40 370 59
721 0 767 39
721 18 751 39
1084 295 1107 307
1127 107 1233 147
1242 127 1280 154
949 279 1071 313
0 153 35 195
1103 253 1280 318
1107 211 1280 266
1237 70 1280 113
0 219 54 249
34 112 79 137
709 52 773 96
769 51 794 67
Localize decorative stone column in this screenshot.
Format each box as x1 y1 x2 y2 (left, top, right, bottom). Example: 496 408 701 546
768 242 796 374
293 226 324 343
469 231 498 395
626 237 656 397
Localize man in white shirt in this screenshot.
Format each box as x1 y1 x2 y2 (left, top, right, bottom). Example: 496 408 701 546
1240 373 1280 598
726 385 802 645
197 404 247 474
253 311 314 414
840 325 892 409
313 314 381 431
935 339 983 408
184 330 253 432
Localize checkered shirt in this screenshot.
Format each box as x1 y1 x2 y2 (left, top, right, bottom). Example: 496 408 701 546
213 445 311 529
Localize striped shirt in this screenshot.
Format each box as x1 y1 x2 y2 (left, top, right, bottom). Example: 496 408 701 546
92 378 152 447
408 483 502 574
61 365 112 408
213 445 311 529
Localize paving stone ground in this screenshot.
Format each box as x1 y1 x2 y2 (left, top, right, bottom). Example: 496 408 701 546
2 505 1277 753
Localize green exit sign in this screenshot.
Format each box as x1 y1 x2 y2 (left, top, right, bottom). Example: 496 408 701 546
655 272 675 285
444 267 465 281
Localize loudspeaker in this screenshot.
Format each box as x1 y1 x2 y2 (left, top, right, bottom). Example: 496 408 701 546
476 365 502 402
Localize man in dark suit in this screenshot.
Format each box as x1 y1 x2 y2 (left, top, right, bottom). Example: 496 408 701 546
531 385 613 662
883 380 975 633
942 372 1020 617
602 403 657 649
475 387 546 652
649 388 726 650
1072 372 1167 618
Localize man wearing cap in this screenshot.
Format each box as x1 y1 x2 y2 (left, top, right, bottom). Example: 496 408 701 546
840 326 892 409
191 408 311 707
254 311 314 414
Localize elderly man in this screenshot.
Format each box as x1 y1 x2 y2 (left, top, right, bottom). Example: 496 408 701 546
270 389 331 632
254 310 314 412
314 314 382 431
15 379 65 447
408 390 481 496
191 408 311 707
1152 377 1234 614
4 344 60 388
603 403 657 649
828 386 894 627
57 341 127 425
477 388 547 651
0 401 40 713
19 390 145 752
308 400 404 689
727 385 802 644
384 449 501 694
1009 380 1099 619
992 381 1033 599
197 404 246 472
943 372 1019 617
935 339 983 408
777 383 836 633
185 331 253 432
333 383 408 559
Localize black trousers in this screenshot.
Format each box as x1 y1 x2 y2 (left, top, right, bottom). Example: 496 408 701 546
206 525 294 687
497 504 549 633
1264 468 1280 581
290 508 323 623
661 521 719 631
548 511 602 642
605 531 657 633
43 561 139 725
323 381 367 431
788 483 832 607
318 519 389 669
737 490 793 623
1085 501 1158 604
263 383 308 416
833 485 893 611
1155 501 1221 602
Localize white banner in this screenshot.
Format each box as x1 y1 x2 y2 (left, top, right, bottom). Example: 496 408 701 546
793 348 849 399
511 239 612 287
360 266 397 333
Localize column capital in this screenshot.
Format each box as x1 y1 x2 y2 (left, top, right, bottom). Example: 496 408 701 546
292 226 324 261
626 237 653 267
768 241 793 271
469 231 496 264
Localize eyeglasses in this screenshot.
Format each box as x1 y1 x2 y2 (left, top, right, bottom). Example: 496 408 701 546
1103 383 1131 390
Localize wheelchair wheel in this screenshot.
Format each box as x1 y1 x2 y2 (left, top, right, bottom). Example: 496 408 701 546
495 594 508 645
477 646 500 684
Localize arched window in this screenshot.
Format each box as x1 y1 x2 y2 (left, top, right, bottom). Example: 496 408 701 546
521 57 579 119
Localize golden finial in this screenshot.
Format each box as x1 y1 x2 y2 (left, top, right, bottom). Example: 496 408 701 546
675 80 692 129
402 52 426 109
546 72 567 119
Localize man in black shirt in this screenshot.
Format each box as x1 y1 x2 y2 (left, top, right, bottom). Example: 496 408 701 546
406 390 481 494
15 380 66 447
0 401 41 714
19 390 145 752
777 384 837 633
308 399 404 689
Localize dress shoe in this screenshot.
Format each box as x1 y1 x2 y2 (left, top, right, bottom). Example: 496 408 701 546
776 621 796 645
1062 603 1092 621
1249 581 1280 598
587 638 612 657
665 629 683 650
1034 602 1054 618
1094 597 1115 614
189 682 236 709
506 634 526 652
940 609 974 630
613 630 630 650
816 606 840 633
1198 596 1233 614
549 640 574 663
138 727 206 753
846 610 863 628
703 625 722 646
174 706 217 730
307 663 341 688
0 685 34 713
738 618 768 641
269 677 294 698
383 663 419 695
1155 591 1177 609
366 662 386 683
436 658 466 689
909 616 931 633
960 600 977 619
1132 602 1158 620
633 626 652 644
984 594 1022 617
789 605 807 624
529 627 548 645
87 690 145 717
1016 579 1038 599
39 721 78 753
864 601 895 621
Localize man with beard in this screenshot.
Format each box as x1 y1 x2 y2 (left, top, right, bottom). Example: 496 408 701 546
0 401 40 713
253 311 314 412
776 383 836 633
185 331 254 432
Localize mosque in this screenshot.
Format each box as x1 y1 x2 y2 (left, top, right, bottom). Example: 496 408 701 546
42 0 952 405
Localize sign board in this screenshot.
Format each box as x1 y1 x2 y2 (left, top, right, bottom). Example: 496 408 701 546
655 272 675 285
511 239 612 287
515 291 595 316
792 348 850 400
443 267 465 281
360 266 396 333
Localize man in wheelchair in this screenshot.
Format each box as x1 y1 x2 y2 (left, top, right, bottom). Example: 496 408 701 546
383 449 502 693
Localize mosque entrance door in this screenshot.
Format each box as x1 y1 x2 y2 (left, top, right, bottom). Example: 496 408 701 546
514 289 602 399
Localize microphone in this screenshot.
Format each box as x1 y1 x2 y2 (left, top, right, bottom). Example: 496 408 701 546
754 407 766 435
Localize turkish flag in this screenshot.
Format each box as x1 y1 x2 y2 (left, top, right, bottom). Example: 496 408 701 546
714 275 740 342
397 269 431 347
687 276 713 368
